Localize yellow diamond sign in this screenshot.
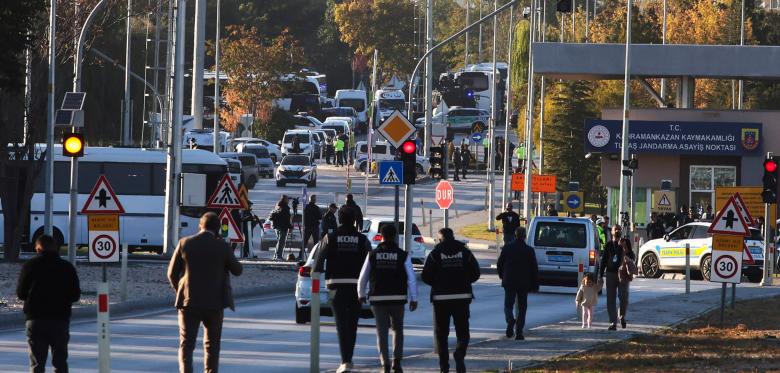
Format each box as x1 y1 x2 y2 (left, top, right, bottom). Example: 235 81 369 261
377 110 416 148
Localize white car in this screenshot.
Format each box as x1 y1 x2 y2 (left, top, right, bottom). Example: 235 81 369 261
353 140 431 176
294 243 373 324
281 130 315 160
234 138 282 163
362 217 426 264
638 222 765 282
275 155 317 187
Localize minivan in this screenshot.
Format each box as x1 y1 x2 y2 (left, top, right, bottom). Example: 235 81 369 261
526 216 600 287
335 89 368 125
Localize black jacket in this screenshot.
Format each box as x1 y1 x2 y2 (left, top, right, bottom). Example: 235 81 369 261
315 225 371 290
345 201 364 230
320 210 338 236
421 239 480 302
17 252 81 320
303 202 322 228
272 204 292 230
497 240 539 291
599 240 635 277
646 221 666 240
496 211 521 235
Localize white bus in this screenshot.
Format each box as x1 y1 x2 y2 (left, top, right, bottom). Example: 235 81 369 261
0 146 228 253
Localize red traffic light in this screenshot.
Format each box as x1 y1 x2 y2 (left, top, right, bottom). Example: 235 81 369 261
765 159 778 173
401 140 416 154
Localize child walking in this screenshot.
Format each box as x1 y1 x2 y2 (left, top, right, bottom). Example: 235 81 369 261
575 272 600 328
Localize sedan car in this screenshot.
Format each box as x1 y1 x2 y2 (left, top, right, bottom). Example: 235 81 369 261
415 107 490 134
275 155 317 187
362 217 426 264
638 222 764 282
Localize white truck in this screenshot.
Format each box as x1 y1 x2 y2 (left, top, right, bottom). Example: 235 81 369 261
335 89 368 125
374 89 406 125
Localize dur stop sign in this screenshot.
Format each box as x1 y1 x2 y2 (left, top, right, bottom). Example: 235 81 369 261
435 180 454 210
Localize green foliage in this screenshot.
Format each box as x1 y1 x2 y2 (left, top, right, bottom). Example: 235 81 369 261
257 108 296 143
0 0 45 92
511 20 530 91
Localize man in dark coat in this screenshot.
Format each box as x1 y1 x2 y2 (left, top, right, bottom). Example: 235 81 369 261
320 203 339 238
344 193 364 231
496 203 521 245
460 144 471 179
496 227 539 340
17 234 81 373
646 213 666 240
452 147 462 181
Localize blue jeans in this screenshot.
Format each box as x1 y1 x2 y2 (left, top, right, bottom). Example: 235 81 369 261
274 228 288 259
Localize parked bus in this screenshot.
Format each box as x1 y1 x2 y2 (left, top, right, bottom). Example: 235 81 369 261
0 146 228 253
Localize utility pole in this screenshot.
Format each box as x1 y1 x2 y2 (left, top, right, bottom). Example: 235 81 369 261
123 0 132 145
660 0 666 100
478 1 483 62
487 0 498 231
164 0 187 255
618 0 633 235
522 0 537 221
738 0 745 110
465 1 470 66
538 1 547 214
424 0 433 156
501 4 516 209
191 0 206 129
44 0 56 236
213 0 221 153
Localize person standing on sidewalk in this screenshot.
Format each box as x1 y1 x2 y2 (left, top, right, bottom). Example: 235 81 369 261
325 135 335 164
358 224 418 373
320 203 339 238
315 206 371 373
17 234 81 373
344 193 364 231
422 228 481 373
599 225 635 330
496 227 539 340
302 194 322 260
270 195 292 261
495 203 520 245
168 212 243 373
335 136 345 167
460 144 470 179
452 147 462 181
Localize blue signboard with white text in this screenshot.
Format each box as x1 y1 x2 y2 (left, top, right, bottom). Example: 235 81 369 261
584 120 762 155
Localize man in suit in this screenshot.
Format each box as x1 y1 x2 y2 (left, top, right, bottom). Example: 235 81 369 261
168 212 243 373
496 227 539 340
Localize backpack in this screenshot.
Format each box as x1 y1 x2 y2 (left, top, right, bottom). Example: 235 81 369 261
619 255 638 283
268 209 280 226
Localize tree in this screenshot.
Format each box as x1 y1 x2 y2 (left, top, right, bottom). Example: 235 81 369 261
217 26 304 138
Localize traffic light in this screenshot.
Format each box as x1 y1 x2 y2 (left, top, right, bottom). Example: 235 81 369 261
62 132 84 157
762 156 778 204
429 146 444 180
400 140 417 185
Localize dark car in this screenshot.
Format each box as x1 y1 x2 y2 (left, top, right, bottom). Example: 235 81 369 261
238 144 275 178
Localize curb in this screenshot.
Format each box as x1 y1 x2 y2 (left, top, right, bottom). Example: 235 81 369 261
0 283 296 332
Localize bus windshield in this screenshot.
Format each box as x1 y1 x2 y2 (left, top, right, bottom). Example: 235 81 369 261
379 99 405 111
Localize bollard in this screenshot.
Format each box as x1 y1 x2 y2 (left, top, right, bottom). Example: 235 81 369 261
120 243 128 302
577 260 584 285
455 209 460 218
97 273 111 373
428 209 433 238
685 243 690 294
420 199 425 226
310 272 321 372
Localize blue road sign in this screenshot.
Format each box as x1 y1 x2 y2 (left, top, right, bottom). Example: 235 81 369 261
471 132 484 143
378 161 403 185
566 193 582 210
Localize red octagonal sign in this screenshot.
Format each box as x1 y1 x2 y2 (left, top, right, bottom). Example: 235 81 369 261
435 180 454 210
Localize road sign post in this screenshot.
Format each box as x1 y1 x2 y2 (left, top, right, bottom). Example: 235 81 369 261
685 243 690 294
435 180 455 210
310 271 320 372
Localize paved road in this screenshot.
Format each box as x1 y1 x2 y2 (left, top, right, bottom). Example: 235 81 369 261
0 277 724 372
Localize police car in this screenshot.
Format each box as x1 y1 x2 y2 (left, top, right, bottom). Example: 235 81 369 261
638 222 764 282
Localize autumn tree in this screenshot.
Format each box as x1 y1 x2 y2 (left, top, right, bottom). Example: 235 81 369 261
217 26 304 139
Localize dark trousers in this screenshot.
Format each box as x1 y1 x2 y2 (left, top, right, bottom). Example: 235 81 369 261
301 226 319 259
453 166 461 180
331 287 360 364
605 272 630 326
178 308 224 373
503 232 514 246
371 304 405 367
336 151 345 166
26 319 70 373
433 301 470 373
503 287 528 334
461 164 468 178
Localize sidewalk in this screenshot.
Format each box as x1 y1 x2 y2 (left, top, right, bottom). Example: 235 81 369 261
419 209 499 251
345 283 780 372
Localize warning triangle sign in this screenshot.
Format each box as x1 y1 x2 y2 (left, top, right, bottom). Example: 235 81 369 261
658 194 672 206
81 175 125 214
207 174 243 209
238 184 250 210
218 208 244 243
742 243 755 265
382 166 400 183
707 196 750 236
732 193 755 226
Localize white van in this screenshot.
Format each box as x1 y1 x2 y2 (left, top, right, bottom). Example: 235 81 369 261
335 89 368 125
281 129 315 160
353 140 431 175
374 89 406 123
526 216 600 287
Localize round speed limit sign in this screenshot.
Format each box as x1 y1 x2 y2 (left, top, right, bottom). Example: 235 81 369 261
88 231 120 262
710 250 741 283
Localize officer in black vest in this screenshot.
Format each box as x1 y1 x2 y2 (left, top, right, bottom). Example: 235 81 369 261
421 228 481 373
314 206 371 373
358 225 418 373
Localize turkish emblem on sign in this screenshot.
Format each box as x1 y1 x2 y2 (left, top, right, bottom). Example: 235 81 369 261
740 128 759 151
81 175 125 214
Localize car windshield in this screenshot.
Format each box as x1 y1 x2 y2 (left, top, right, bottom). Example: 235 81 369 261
321 125 345 134
533 222 587 248
376 222 421 235
379 99 405 111
227 161 241 173
281 155 310 165
283 133 310 144
339 99 365 112
747 228 762 241
242 146 270 158
237 155 256 166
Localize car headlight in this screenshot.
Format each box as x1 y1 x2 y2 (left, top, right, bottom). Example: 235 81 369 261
302 168 311 173
277 166 286 172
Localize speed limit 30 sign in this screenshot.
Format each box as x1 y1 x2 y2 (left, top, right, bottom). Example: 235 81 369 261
88 215 120 263
710 250 742 284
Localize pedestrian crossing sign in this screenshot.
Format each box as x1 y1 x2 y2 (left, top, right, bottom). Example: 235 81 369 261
207 174 243 209
378 161 403 185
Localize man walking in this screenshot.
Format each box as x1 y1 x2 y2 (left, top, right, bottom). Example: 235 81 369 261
422 228 481 373
302 194 322 259
315 207 371 373
325 135 334 164
496 203 521 245
335 136 345 167
358 225 418 372
17 234 81 373
320 203 339 238
452 147 462 181
168 212 243 373
460 144 470 179
599 224 635 330
496 227 539 340
344 193 364 230
270 195 293 261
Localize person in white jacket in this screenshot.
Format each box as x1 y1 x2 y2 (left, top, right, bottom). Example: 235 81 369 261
575 272 600 329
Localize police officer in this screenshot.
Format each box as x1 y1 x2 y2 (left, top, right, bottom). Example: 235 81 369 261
495 203 520 245
314 206 371 373
320 203 338 238
422 228 480 373
358 225 418 373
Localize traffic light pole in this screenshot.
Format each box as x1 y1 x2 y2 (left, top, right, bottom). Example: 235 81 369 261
404 185 414 252
760 202 773 286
